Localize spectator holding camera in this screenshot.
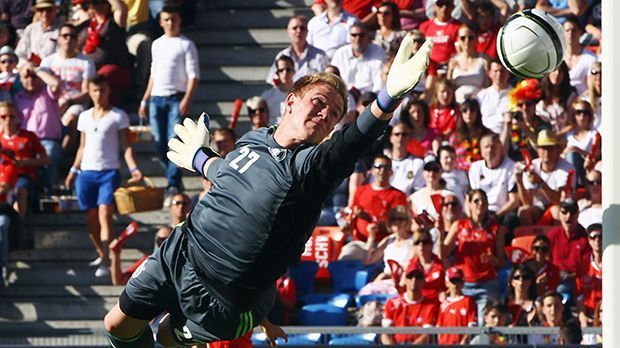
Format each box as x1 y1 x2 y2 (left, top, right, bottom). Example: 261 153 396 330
65 75 142 278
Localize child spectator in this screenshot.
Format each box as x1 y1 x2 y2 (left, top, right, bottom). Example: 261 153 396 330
469 301 509 345
40 23 95 153
438 145 468 204
138 5 199 198
0 101 49 220
0 46 21 102
437 266 477 345
13 62 62 193
65 75 142 278
381 262 439 345
529 291 565 345
428 78 458 136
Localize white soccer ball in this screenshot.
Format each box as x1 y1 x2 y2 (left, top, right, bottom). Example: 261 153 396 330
497 9 566 79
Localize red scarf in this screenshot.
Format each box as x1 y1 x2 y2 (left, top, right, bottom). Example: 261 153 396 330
83 18 108 54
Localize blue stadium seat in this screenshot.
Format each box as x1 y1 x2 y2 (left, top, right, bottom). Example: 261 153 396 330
303 293 351 308
328 334 377 345
355 293 394 307
300 303 348 326
289 261 319 296
252 332 322 346
328 260 375 293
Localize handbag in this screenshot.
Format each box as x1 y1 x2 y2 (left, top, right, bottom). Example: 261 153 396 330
113 176 164 214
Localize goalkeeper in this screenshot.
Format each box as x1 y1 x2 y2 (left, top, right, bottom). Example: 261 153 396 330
103 37 432 347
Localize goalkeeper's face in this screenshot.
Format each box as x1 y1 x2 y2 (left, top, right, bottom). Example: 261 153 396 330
286 83 344 144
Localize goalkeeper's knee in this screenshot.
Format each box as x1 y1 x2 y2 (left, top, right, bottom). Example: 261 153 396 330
107 325 154 348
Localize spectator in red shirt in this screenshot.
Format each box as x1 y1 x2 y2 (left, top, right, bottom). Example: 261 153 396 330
428 77 458 136
524 234 561 297
576 223 602 328
547 199 590 301
400 98 439 156
0 101 49 220
381 262 439 345
419 0 460 79
407 228 445 300
443 189 506 324
437 266 477 345
350 155 407 242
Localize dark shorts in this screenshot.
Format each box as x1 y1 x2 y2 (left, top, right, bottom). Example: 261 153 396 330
120 224 276 345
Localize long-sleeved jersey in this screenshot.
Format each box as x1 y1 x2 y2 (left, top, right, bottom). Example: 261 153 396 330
186 107 387 306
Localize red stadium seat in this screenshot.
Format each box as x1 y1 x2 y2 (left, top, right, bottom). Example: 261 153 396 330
511 235 537 254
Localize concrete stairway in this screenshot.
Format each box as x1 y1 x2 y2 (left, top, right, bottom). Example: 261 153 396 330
0 1 313 345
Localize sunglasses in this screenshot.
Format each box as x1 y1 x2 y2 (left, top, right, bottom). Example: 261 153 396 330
436 0 452 7
414 239 432 246
589 232 602 239
350 32 367 38
512 274 531 281
586 179 602 186
574 109 592 115
373 163 390 170
0 114 15 120
0 58 15 64
60 33 77 39
171 200 189 207
590 69 601 75
277 67 293 73
533 245 549 252
560 208 577 215
459 35 475 41
248 107 266 114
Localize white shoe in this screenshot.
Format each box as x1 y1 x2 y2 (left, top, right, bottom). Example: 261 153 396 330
89 257 102 267
95 265 110 278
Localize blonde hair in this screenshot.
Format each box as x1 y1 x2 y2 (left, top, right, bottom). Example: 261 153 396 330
290 72 348 118
586 61 601 113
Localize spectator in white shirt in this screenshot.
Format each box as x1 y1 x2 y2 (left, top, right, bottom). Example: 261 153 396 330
438 145 468 205
476 60 511 135
563 15 598 96
331 23 386 94
266 16 328 85
386 122 425 195
14 0 61 67
468 133 519 233
307 0 358 59
138 5 199 197
261 55 295 125
40 23 95 152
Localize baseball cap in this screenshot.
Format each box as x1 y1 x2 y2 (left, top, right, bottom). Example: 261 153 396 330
445 266 464 281
423 154 441 172
405 262 424 278
0 46 16 59
559 198 578 213
536 129 559 147
246 96 266 111
587 223 602 238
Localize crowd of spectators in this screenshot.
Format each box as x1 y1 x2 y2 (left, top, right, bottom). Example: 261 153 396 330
239 0 602 345
0 0 199 281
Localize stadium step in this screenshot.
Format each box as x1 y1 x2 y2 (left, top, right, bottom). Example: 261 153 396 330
198 8 312 29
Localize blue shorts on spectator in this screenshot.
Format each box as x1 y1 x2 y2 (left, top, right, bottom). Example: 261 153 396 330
75 170 120 210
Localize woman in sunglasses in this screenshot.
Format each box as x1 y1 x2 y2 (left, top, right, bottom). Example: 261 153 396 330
563 100 598 187
581 62 601 130
505 264 538 327
443 189 506 324
372 1 405 54
406 227 445 300
578 169 602 229
524 234 561 297
447 23 488 103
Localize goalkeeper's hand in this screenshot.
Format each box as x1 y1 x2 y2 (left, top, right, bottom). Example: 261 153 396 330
376 36 433 112
167 113 219 175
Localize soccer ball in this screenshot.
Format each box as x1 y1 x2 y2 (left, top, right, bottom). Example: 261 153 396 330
497 9 566 79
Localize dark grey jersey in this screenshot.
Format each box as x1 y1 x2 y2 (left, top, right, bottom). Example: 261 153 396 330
186 108 387 304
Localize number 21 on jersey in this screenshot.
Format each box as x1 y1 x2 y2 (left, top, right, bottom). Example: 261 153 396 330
229 146 260 174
